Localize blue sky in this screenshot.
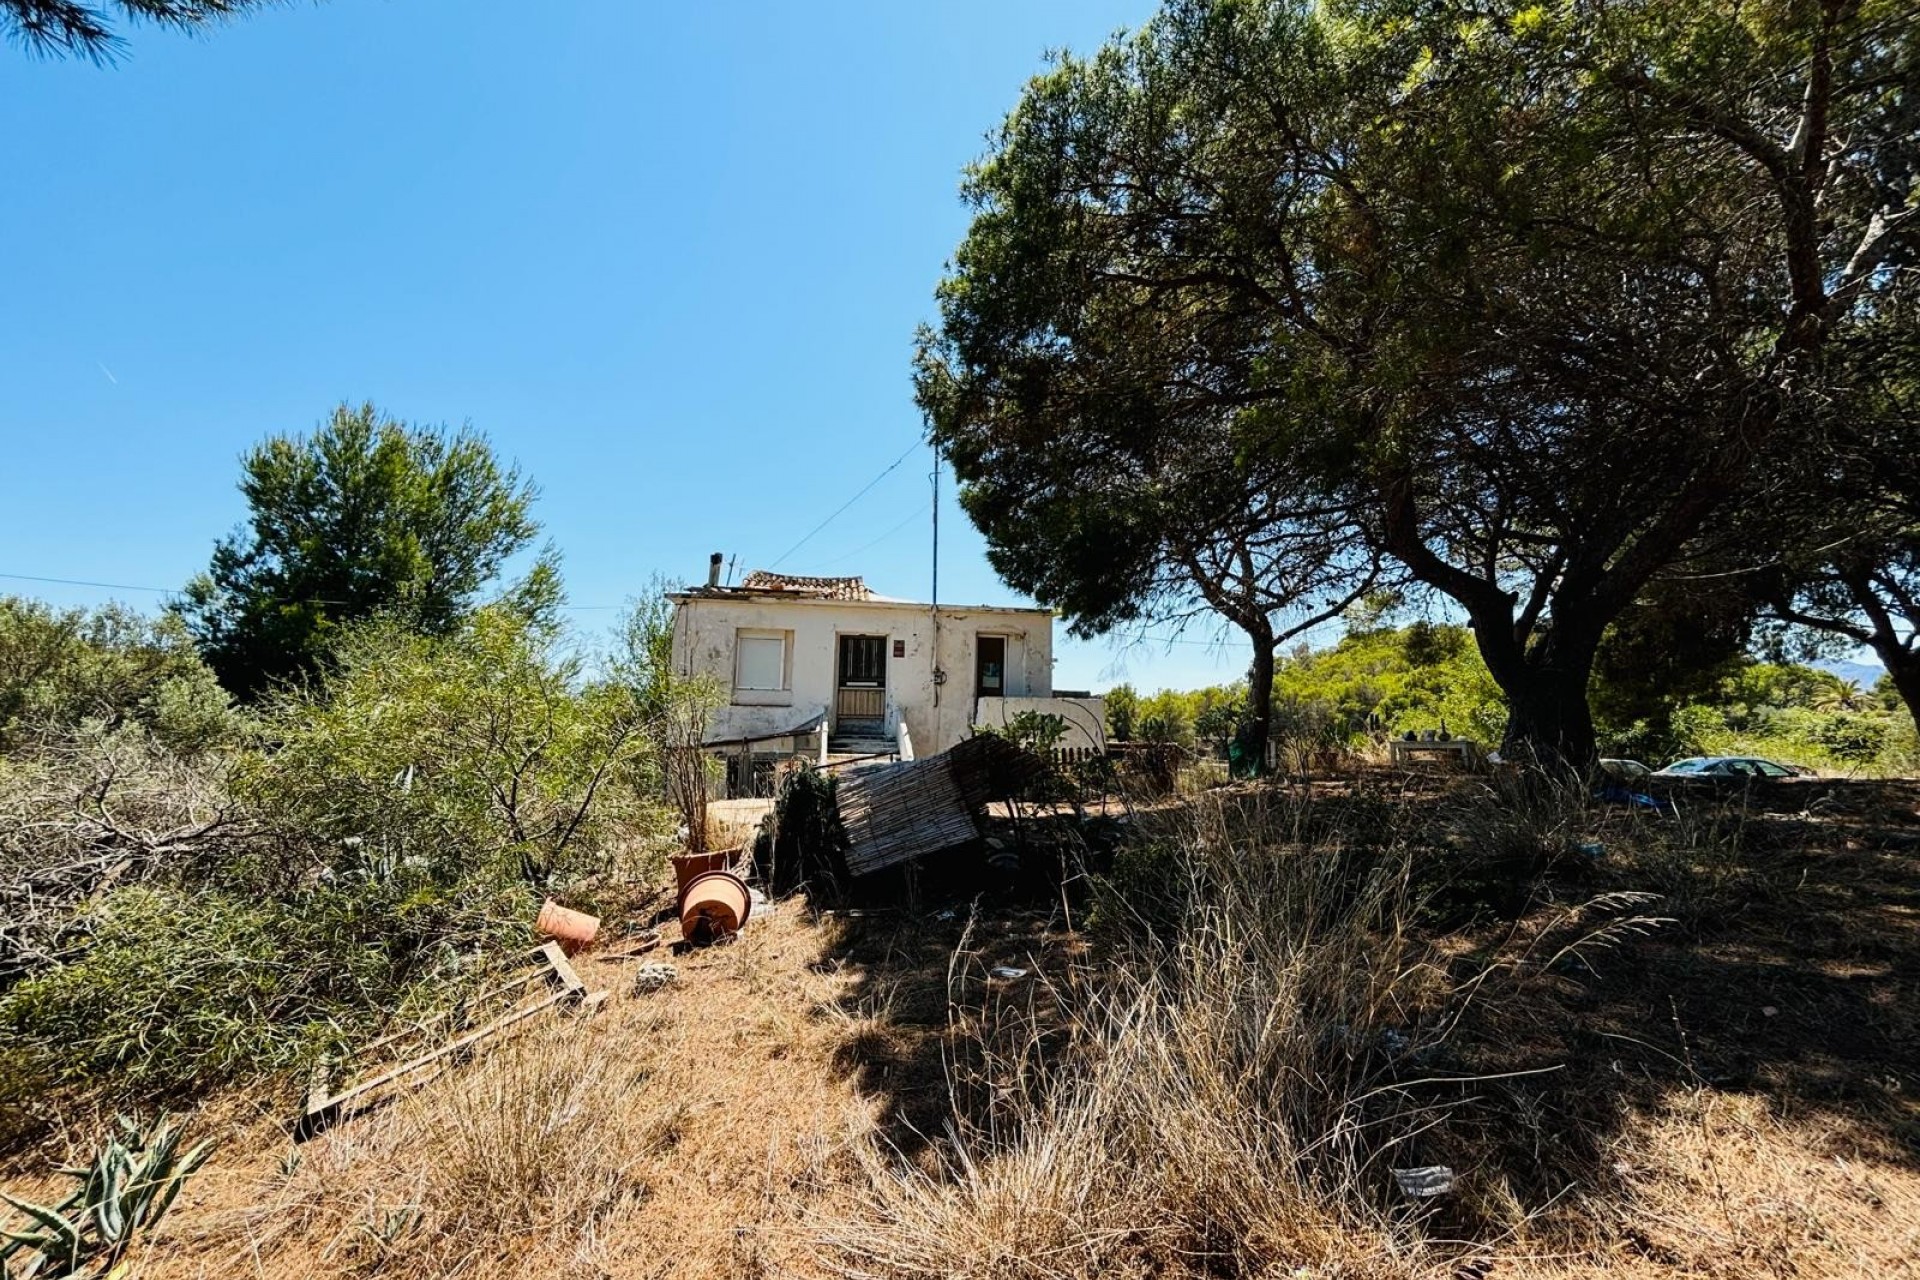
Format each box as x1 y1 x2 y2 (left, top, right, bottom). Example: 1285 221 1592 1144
0 0 1271 693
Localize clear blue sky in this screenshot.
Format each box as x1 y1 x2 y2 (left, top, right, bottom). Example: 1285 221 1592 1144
0 0 1267 693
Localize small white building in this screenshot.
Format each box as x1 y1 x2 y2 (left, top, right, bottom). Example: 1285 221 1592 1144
668 564 1103 787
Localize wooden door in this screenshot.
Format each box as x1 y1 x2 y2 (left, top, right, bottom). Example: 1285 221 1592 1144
836 634 887 725
975 635 1006 698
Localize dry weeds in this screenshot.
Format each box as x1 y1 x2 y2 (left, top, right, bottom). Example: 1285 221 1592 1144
5 775 1915 1280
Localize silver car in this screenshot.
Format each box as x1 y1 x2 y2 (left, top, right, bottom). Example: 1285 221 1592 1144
1654 756 1802 780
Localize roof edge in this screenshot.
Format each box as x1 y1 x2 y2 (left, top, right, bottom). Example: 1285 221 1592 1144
666 590 1052 615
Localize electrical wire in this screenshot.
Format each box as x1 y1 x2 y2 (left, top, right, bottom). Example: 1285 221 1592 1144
0 570 181 595
0 569 616 613
814 503 930 570
766 440 921 571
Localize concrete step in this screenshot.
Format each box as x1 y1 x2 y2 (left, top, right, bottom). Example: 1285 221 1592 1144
827 737 896 758
829 736 894 756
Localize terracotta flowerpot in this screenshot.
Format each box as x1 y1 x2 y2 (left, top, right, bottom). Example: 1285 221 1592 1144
672 847 741 906
680 870 751 945
536 899 600 954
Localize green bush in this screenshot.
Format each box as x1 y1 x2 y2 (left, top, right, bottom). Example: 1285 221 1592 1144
1810 710 1889 762
1270 623 1506 747
2 875 528 1095
758 765 847 899
1 873 527 1100
4 889 308 1091
0 599 235 753
1104 684 1140 741
0 606 674 1105
244 607 668 893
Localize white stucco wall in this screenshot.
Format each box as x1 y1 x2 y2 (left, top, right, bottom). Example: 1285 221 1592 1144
669 592 1055 755
973 696 1108 751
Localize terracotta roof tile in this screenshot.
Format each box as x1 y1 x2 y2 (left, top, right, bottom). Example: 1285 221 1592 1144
737 570 873 601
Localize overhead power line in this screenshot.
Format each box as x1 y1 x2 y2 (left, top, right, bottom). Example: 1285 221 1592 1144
767 441 921 571
0 570 177 595
815 503 931 570
0 569 617 613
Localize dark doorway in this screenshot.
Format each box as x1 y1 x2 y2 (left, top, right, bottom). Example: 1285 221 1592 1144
975 635 1006 698
836 634 887 730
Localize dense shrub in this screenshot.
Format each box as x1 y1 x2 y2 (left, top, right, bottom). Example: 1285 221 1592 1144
0 598 235 753
245 607 669 892
0 605 673 1107
1267 622 1506 747
4 875 528 1095
758 765 847 899
1648 663 1911 773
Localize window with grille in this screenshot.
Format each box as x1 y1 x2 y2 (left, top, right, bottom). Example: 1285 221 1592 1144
838 634 887 686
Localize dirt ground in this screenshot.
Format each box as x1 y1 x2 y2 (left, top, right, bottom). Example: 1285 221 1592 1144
68 889 1074 1279
6 775 1918 1279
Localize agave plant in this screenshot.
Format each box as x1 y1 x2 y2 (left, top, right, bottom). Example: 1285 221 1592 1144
0 1115 212 1278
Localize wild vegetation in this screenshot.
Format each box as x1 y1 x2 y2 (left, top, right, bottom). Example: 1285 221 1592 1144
3 0 1916 1276
919 0 1918 765
0 408 686 1131
1107 620 1918 776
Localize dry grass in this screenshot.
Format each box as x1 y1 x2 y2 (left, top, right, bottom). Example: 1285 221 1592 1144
114 902 875 1279
824 781 1920 1280
826 793 1479 1278
7 774 1916 1280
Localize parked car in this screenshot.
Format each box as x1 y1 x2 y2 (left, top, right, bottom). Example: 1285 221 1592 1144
1653 756 1804 780
1598 758 1652 781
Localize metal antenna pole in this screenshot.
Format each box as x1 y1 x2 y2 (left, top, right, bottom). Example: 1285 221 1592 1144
930 445 943 710
931 447 940 608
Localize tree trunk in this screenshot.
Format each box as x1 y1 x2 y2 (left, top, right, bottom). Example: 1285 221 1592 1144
1878 647 1920 742
1244 637 1276 776
1495 664 1599 770
1467 614 1601 771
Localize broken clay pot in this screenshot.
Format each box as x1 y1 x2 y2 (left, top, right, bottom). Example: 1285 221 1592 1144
680 870 751 945
536 899 601 955
672 847 741 907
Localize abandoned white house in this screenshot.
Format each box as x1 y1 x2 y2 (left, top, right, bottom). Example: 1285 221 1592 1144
668 561 1104 791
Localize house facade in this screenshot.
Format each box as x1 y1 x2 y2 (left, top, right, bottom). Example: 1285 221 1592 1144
668 567 1103 777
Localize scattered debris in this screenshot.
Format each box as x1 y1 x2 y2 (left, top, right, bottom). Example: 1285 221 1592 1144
1576 841 1605 859
1762 1005 1780 1017
536 898 601 954
1392 1165 1456 1198
990 965 1030 981
297 942 605 1140
602 930 663 959
631 963 679 994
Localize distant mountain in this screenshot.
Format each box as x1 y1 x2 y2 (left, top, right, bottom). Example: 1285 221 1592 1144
1818 658 1886 689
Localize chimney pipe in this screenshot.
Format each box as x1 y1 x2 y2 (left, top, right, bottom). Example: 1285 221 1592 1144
707 552 723 589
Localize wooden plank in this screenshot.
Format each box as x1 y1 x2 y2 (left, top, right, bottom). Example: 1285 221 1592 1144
297 942 594 1138
355 964 551 1058
537 941 588 999
306 987 576 1116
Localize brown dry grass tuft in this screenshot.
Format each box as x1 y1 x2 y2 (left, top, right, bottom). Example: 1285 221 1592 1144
124 902 875 1279
12 774 1916 1280
827 792 1453 1278
825 780 1920 1280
